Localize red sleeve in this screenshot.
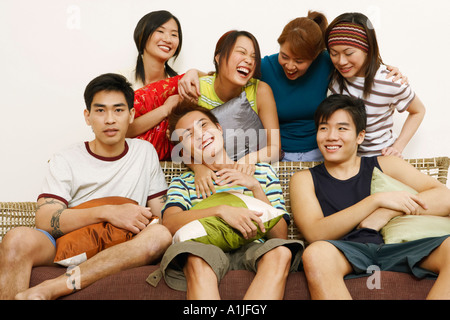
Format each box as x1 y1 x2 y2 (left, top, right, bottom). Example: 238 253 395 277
133 74 184 118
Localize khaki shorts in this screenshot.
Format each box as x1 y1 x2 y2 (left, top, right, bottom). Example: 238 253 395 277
147 238 304 291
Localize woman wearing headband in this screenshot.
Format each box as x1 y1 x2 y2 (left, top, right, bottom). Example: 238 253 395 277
325 12 425 158
178 11 403 161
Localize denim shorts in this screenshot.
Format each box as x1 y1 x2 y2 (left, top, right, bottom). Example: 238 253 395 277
36 228 56 247
281 148 324 162
326 235 449 279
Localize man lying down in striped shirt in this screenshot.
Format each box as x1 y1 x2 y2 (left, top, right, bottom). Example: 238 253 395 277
151 100 303 300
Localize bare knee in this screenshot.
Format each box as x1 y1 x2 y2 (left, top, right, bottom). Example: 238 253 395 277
183 254 220 299
185 255 213 275
2 227 40 260
1 227 55 266
302 241 347 279
302 241 331 267
259 245 292 274
433 237 450 271
184 255 216 282
440 237 450 257
150 224 172 249
136 224 172 261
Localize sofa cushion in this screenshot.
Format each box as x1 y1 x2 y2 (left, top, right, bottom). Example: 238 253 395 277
172 192 284 251
29 266 434 300
54 197 158 266
210 91 266 161
371 167 450 243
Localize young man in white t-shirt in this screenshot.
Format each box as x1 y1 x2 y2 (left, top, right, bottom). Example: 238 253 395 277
0 73 172 300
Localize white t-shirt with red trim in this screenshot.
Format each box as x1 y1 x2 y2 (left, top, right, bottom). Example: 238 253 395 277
38 138 167 207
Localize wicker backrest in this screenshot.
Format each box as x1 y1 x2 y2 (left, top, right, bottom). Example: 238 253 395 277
404 157 449 184
0 202 37 241
1 157 448 242
159 157 450 240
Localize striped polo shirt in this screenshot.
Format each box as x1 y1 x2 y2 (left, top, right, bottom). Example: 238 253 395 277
329 64 415 156
161 163 289 224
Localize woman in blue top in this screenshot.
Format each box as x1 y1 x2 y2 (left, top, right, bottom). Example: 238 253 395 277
179 11 402 161
260 11 332 161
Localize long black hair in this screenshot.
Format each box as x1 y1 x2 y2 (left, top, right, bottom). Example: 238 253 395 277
325 12 382 98
133 10 182 84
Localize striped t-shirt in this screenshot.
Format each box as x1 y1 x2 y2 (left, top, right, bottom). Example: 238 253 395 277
329 64 415 156
197 74 259 114
161 163 289 224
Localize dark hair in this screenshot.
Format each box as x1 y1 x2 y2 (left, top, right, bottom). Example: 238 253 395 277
277 11 328 60
133 10 182 83
325 12 383 98
213 30 262 79
84 73 134 111
168 100 220 140
314 94 367 134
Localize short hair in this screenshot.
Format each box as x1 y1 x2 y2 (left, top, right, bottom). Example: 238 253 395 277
314 94 367 134
168 100 220 140
83 73 134 111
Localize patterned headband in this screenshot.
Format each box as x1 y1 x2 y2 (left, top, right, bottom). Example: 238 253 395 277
327 22 369 52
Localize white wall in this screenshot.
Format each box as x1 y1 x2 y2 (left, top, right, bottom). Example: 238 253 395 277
1 0 449 201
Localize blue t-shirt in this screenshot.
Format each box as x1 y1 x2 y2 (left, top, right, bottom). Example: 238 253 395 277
261 51 333 153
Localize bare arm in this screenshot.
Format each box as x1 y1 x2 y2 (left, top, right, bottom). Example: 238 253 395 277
358 156 450 230
215 168 270 205
146 193 168 220
35 197 102 238
290 170 383 243
291 156 449 243
357 208 403 231
177 69 207 101
383 96 425 157
162 205 221 235
183 163 218 199
266 218 288 239
239 81 281 164
35 197 155 238
290 165 431 243
162 204 265 239
126 95 180 137
186 161 256 200
378 156 450 216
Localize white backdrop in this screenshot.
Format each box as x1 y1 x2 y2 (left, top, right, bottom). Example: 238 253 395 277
1 0 449 201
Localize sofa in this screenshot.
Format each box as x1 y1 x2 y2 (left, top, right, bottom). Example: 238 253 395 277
1 157 448 300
